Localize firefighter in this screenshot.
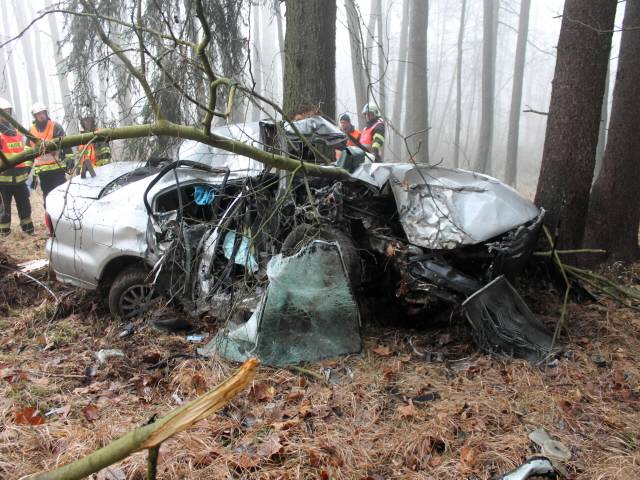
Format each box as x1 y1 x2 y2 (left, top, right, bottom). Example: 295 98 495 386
339 113 361 146
0 98 34 236
336 113 361 160
360 103 385 162
74 116 112 178
28 102 68 206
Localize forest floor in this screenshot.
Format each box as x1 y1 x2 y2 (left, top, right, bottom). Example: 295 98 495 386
1 199 640 480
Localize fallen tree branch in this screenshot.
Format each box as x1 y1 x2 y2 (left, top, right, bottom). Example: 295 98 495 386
31 358 258 480
0 121 350 180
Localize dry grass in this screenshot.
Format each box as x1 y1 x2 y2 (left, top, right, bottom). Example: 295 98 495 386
0 199 639 478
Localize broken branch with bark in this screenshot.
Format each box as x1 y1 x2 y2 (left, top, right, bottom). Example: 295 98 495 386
31 358 258 480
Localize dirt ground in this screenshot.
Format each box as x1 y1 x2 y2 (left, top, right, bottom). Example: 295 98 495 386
1 198 639 479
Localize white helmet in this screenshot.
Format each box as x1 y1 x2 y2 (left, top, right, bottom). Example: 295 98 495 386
0 97 12 110
31 101 48 115
361 102 380 116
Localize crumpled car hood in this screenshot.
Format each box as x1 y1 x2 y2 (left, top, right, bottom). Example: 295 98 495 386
350 163 541 249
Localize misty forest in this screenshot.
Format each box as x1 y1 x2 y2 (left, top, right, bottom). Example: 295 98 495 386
1 1 640 479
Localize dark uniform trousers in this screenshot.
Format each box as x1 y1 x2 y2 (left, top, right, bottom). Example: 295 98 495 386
39 169 67 207
0 182 33 235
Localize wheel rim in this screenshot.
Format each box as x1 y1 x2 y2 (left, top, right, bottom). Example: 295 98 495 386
119 283 154 318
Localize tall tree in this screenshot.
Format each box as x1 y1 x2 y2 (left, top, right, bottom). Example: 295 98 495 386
453 0 467 168
250 1 263 121
1 5 24 122
473 0 498 174
12 1 41 106
504 0 531 187
45 0 76 132
404 0 429 163
273 0 285 87
283 0 336 118
583 0 640 260
534 0 617 250
375 0 386 113
345 0 368 116
390 0 410 156
594 65 610 179
25 1 51 110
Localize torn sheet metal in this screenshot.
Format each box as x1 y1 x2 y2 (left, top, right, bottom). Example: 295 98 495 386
283 116 346 146
204 240 361 366
463 276 554 363
349 163 541 250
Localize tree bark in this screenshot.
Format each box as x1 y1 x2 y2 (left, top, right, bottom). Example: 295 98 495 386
390 0 410 157
534 0 617 250
453 0 467 168
283 0 336 118
345 0 368 118
404 0 429 163
274 0 285 89
584 0 640 260
504 0 531 187
375 0 386 113
473 0 498 174
251 2 263 121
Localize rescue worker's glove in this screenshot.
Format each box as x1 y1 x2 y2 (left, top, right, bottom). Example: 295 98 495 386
30 176 38 190
66 158 75 175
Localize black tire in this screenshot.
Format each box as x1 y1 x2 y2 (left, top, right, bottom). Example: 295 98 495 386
281 224 362 290
108 265 155 319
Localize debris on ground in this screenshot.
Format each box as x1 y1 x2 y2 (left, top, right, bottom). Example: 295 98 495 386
493 456 557 479
94 349 126 366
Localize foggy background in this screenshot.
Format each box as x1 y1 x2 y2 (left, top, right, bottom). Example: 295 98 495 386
0 0 627 191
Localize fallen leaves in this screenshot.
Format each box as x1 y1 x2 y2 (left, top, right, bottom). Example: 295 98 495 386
248 382 276 402
256 433 283 458
15 407 45 425
372 345 392 357
459 445 477 467
397 399 416 418
82 404 100 422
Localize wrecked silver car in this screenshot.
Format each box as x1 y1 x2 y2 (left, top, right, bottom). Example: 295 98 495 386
46 116 551 366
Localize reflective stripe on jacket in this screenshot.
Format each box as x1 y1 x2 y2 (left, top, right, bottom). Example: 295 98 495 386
30 120 64 172
0 132 31 184
360 119 384 151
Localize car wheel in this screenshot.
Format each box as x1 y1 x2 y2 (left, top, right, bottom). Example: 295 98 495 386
108 266 155 319
282 224 361 291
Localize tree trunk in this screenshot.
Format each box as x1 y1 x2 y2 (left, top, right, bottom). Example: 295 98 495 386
504 0 531 187
453 0 467 168
274 0 285 90
12 1 40 106
391 0 410 157
404 0 429 163
283 0 336 119
534 0 616 250
26 2 51 110
594 64 610 180
345 0 368 117
45 0 77 133
1 5 24 123
251 2 263 121
375 0 386 113
583 0 640 260
473 0 498 174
